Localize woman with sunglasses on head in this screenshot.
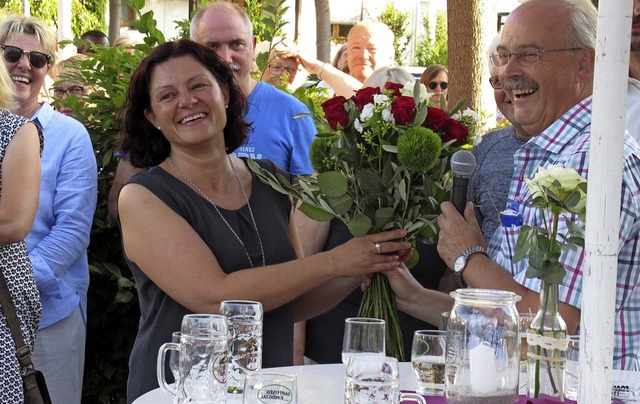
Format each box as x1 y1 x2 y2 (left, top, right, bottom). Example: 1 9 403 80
0 53 43 403
420 64 449 109
0 15 97 404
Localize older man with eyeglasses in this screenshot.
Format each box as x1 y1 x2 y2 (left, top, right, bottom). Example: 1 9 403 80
384 0 640 372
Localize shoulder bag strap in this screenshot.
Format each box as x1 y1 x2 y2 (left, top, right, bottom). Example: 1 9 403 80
0 270 36 375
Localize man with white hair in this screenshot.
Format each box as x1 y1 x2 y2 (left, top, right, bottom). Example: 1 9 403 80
293 21 396 98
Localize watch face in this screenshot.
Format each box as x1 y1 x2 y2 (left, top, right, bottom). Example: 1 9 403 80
454 256 465 273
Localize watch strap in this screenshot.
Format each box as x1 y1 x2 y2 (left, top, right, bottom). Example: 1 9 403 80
454 245 488 288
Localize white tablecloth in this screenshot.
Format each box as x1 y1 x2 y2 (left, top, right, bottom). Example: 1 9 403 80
132 362 418 403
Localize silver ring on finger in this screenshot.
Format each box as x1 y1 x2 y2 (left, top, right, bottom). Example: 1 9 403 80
374 242 382 255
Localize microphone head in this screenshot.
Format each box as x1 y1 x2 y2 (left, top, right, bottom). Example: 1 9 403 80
450 150 476 177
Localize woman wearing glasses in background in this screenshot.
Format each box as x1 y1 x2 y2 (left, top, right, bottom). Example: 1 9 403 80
48 54 90 118
261 44 306 91
420 64 449 109
0 16 97 404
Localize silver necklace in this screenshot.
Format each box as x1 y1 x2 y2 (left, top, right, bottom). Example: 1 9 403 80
169 155 265 268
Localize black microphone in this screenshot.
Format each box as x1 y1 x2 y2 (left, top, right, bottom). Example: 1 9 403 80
450 150 477 214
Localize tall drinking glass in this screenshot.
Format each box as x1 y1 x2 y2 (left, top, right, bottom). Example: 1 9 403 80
345 355 426 404
518 312 534 395
564 336 580 401
220 300 263 395
341 317 385 365
411 330 446 396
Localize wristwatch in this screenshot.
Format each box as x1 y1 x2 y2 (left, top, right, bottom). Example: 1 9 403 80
453 246 488 288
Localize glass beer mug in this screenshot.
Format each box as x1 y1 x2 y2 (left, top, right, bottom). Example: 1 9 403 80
445 289 521 404
157 314 230 404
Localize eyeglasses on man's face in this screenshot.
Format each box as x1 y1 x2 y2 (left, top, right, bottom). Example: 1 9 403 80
268 64 297 75
1 45 51 69
489 47 583 68
51 85 86 97
488 76 503 89
428 81 448 91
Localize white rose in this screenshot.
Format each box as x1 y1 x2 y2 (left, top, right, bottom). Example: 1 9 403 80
360 104 375 121
382 106 394 124
400 81 430 104
373 94 389 105
354 118 364 133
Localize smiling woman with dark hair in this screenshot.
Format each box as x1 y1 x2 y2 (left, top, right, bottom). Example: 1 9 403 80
117 39 412 402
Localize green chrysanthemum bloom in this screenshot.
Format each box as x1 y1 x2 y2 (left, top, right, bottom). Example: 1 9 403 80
309 136 337 173
397 127 442 172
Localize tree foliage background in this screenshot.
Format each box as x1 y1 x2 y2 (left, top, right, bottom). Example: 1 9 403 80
414 11 448 67
0 0 107 38
377 3 412 65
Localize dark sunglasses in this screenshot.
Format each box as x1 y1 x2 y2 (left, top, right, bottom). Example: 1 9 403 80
1 45 51 69
489 76 503 89
428 81 448 90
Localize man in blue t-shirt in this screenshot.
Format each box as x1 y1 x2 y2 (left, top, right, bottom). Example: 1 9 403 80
190 2 315 176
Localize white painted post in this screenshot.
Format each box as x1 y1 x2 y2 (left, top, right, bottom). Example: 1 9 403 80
581 0 632 402
57 0 75 59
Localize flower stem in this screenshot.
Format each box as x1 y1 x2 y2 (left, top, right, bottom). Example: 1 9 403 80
359 273 404 361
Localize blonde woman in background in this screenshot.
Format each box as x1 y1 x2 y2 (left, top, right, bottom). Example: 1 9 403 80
0 56 43 402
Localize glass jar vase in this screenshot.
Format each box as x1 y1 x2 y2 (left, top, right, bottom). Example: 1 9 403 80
445 289 522 404
527 280 568 399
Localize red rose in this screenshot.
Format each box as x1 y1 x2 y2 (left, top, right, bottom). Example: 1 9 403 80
384 82 404 98
390 95 416 125
322 96 349 130
442 119 469 147
422 107 449 131
351 86 381 110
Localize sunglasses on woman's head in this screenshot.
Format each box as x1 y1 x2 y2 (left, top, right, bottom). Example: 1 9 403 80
1 45 51 69
428 81 448 90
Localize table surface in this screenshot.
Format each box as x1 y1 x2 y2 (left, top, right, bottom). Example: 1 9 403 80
133 362 418 404
133 363 639 403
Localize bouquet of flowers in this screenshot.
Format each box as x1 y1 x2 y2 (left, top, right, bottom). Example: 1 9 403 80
513 165 587 398
249 80 474 360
